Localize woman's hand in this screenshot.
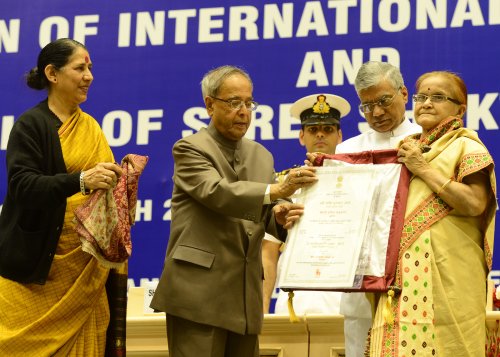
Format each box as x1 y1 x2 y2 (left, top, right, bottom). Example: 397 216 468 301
398 142 491 216
397 142 431 176
83 162 123 191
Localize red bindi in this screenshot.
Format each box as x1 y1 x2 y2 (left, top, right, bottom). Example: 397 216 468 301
85 56 89 63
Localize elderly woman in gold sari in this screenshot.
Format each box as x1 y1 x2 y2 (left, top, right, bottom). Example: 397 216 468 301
0 38 123 356
369 71 496 356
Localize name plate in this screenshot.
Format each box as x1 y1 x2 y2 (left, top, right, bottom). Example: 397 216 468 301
143 280 158 314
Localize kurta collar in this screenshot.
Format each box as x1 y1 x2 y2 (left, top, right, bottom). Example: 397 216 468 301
391 118 414 137
372 117 413 139
207 122 242 150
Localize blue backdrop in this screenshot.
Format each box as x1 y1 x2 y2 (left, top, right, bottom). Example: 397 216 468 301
1 0 499 290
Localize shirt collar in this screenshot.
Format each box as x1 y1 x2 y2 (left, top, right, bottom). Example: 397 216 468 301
391 117 414 137
372 117 413 138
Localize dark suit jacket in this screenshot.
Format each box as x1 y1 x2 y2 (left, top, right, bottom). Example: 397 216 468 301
151 123 285 335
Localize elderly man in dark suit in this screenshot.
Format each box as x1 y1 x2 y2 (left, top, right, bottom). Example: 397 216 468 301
150 65 316 357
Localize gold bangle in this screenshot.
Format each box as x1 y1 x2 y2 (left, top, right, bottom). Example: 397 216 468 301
436 178 452 195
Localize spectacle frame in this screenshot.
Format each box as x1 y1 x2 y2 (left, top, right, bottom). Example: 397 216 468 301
358 88 401 114
210 96 259 111
412 94 461 105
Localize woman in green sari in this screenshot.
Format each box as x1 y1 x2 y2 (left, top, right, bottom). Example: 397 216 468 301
0 38 123 356
369 71 496 356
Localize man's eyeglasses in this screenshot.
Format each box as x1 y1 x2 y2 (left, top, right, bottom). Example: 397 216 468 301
304 125 337 134
358 89 400 114
412 94 461 105
210 96 259 111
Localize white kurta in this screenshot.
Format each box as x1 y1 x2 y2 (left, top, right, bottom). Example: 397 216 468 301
336 118 421 153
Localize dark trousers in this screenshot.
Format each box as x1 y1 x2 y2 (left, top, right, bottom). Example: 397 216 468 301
166 313 259 357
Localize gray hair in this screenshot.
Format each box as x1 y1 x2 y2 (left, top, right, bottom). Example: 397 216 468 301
354 61 404 94
201 65 253 98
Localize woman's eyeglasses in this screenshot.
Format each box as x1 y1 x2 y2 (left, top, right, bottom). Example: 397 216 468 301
412 94 461 105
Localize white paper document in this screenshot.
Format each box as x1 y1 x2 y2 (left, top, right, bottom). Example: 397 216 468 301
278 163 401 290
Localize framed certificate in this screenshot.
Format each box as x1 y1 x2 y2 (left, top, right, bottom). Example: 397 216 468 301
279 150 410 292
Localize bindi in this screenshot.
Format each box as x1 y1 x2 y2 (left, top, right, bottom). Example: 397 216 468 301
85 56 89 63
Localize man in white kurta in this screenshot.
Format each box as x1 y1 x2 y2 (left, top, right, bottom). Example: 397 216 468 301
335 61 421 356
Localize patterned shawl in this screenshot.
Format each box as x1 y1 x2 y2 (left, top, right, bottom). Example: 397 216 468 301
74 154 148 268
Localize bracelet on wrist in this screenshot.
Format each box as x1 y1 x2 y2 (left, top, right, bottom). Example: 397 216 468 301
80 171 90 195
436 178 452 196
